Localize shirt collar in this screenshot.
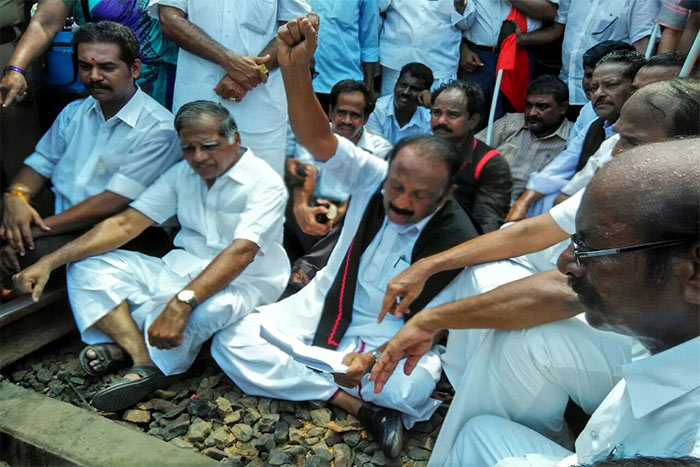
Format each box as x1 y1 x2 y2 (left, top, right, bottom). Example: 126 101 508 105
87 85 145 127
389 95 425 130
603 119 617 139
622 336 700 418
224 148 256 184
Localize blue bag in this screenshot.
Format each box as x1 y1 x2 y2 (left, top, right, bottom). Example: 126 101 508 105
39 29 86 94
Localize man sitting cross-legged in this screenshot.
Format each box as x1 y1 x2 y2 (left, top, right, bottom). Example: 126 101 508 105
444 139 700 465
13 101 289 412
210 14 480 459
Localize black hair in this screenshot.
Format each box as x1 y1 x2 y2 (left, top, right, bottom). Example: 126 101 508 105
431 79 485 118
397 62 434 90
174 100 238 140
329 79 374 117
582 41 636 69
526 75 569 104
72 21 140 65
596 50 646 81
387 134 461 182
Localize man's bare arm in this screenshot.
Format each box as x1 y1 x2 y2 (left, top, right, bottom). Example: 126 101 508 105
517 22 564 47
13 208 154 301
158 5 268 90
371 270 581 392
1 166 50 252
277 14 338 161
147 238 259 349
380 211 568 319
1 0 69 106
509 0 558 22
31 191 133 239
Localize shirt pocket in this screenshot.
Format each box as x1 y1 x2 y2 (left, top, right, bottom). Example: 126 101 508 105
240 0 277 35
592 4 624 36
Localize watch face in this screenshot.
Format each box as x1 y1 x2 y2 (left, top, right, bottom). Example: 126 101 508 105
178 290 195 302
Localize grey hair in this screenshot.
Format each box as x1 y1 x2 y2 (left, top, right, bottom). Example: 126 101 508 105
174 100 238 141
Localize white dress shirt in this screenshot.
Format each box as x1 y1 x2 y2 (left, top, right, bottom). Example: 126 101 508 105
130 149 289 302
561 134 618 196
294 128 392 201
256 136 459 343
556 0 658 104
366 95 432 144
378 0 470 79
148 0 309 134
571 336 700 463
24 88 181 214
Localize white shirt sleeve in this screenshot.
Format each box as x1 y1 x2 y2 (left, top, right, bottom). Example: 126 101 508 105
105 126 181 200
233 172 289 248
548 188 584 235
129 161 181 224
324 135 389 193
147 0 187 19
23 101 81 178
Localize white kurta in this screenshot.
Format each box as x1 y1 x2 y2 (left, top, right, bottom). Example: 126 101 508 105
24 87 181 214
68 150 289 375
444 337 700 466
212 136 464 428
431 186 642 464
147 0 310 175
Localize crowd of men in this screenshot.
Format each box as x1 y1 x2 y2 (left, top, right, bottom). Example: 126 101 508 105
1 0 699 464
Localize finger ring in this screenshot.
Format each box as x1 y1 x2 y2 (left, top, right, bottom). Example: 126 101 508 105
257 64 269 77
227 96 237 103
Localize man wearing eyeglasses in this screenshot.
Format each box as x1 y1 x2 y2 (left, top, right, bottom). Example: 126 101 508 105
441 139 700 465
369 78 700 463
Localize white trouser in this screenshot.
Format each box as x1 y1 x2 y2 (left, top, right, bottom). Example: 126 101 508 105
238 123 287 177
429 319 638 466
67 250 260 375
441 259 535 386
380 66 455 96
444 415 573 467
211 311 442 428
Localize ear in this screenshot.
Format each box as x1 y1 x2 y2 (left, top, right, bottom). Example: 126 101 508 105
468 112 481 132
131 58 142 80
231 130 242 148
684 241 700 306
560 101 569 116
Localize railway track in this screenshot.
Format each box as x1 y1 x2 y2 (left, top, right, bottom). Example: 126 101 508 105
0 286 75 369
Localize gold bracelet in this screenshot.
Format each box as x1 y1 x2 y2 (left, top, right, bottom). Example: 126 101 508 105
3 190 31 204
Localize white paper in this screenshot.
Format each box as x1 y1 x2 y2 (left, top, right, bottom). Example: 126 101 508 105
260 324 349 374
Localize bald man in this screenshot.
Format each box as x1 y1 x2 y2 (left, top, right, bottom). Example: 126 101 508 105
369 79 700 463
445 139 700 465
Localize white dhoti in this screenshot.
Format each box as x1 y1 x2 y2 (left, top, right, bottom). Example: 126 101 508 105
444 415 573 467
429 318 639 466
211 310 443 428
67 249 262 376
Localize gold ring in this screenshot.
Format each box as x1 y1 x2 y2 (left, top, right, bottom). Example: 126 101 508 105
227 97 237 103
257 64 269 77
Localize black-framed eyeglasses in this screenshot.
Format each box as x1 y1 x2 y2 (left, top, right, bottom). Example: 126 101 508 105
570 233 690 266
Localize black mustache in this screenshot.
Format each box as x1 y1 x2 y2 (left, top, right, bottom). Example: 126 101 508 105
389 203 413 216
432 125 452 133
87 83 111 90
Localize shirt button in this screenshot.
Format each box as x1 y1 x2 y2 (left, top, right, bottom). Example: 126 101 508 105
589 430 598 439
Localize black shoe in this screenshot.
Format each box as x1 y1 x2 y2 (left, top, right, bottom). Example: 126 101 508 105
358 403 403 458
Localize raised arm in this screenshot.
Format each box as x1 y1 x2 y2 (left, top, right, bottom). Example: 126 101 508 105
13 207 154 301
1 0 69 107
277 14 338 161
371 269 581 392
380 211 568 319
